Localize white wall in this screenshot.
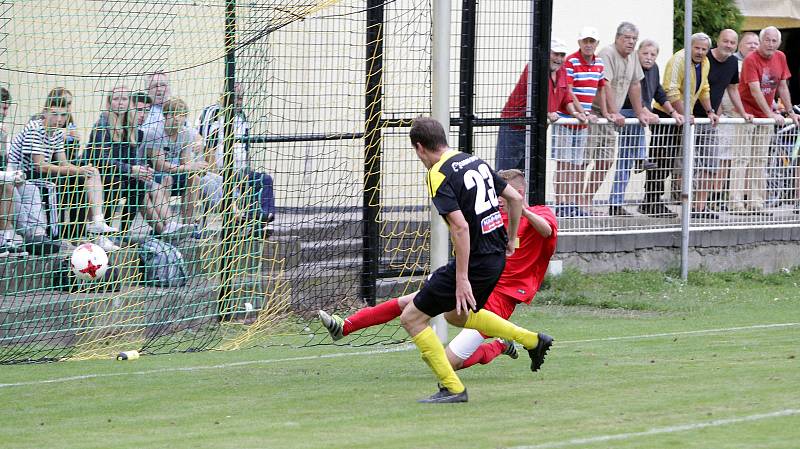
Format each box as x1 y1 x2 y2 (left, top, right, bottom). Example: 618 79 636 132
552 0 675 69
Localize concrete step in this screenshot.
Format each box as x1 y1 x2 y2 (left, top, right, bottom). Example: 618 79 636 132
0 278 222 347
376 274 426 299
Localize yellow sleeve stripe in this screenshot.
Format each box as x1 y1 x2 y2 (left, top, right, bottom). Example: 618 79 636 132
426 149 459 198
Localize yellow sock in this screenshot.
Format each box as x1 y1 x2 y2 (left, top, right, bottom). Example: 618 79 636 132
411 327 465 394
464 309 539 349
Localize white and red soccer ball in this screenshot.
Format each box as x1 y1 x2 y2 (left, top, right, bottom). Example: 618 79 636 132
70 243 109 281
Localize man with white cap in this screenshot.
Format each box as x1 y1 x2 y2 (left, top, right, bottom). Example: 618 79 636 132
552 26 605 217
496 38 577 172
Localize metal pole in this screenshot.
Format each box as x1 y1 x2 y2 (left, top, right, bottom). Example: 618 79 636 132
680 0 692 281
528 0 552 205
363 0 384 306
217 0 237 320
457 0 476 155
431 0 450 343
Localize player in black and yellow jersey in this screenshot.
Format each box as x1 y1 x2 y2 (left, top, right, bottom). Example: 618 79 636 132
399 117 553 403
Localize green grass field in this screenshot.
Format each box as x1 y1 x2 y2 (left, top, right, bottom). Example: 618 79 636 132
2 269 799 449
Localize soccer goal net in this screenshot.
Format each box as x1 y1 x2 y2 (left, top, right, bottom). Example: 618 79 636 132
1 0 539 363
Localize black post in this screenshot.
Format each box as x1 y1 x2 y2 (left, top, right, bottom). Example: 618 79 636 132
217 0 237 320
362 0 384 306
528 0 552 205
458 0 477 154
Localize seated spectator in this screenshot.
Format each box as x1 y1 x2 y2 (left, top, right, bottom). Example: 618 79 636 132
87 91 187 238
142 97 208 226
0 87 27 255
9 91 119 251
141 71 170 130
197 82 275 223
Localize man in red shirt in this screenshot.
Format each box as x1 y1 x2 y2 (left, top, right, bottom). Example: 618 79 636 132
496 38 576 171
318 169 558 372
734 26 798 214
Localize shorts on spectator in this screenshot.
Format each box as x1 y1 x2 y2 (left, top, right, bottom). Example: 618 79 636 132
716 123 739 160
694 124 721 171
586 122 616 160
551 125 587 165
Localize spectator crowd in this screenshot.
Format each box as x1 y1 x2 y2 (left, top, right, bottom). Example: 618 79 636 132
498 24 799 220
0 73 275 258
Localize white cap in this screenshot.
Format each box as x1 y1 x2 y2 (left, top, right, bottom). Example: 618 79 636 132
577 26 600 41
551 38 569 54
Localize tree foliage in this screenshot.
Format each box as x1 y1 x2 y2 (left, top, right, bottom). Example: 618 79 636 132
674 0 743 51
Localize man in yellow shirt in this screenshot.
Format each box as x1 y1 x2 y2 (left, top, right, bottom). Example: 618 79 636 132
641 33 718 217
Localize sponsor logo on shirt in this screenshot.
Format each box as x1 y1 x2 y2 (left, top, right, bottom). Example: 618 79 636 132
481 211 503 234
451 155 478 172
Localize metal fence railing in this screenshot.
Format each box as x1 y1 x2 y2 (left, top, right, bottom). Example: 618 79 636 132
546 117 800 234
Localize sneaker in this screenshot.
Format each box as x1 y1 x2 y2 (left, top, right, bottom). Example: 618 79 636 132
94 235 121 252
318 310 344 341
690 210 719 220
572 207 592 218
555 205 572 218
86 221 117 234
527 333 554 373
638 203 676 218
609 205 631 216
417 384 468 403
1 233 28 256
500 339 519 359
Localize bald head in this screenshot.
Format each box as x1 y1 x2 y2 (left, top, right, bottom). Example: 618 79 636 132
715 29 738 57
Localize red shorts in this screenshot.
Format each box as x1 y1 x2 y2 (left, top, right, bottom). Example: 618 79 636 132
480 290 519 338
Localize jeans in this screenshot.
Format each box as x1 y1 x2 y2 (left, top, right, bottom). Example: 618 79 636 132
495 125 526 171
609 109 645 206
245 170 275 220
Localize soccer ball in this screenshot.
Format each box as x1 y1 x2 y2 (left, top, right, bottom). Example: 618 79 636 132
70 243 109 281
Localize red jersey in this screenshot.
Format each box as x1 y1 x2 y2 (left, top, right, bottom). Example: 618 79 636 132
739 50 791 117
493 205 558 303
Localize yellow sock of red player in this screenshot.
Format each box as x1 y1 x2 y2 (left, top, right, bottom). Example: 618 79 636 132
459 339 505 369
464 309 539 349
342 298 401 336
411 326 465 393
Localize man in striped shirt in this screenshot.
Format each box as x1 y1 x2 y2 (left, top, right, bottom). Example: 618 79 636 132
552 26 604 218
9 93 118 248
196 83 275 224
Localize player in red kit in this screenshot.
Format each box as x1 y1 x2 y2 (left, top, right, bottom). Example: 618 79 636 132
319 168 557 372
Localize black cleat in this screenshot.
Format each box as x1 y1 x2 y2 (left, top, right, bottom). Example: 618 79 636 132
417 384 468 403
318 310 344 341
499 339 519 359
527 333 553 372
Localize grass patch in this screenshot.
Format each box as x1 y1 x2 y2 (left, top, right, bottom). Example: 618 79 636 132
1 270 799 448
